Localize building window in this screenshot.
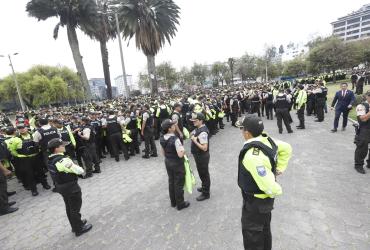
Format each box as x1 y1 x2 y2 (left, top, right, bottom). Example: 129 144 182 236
334 21 346 28
337 33 345 37
361 32 370 37
334 27 346 33
361 26 370 32
346 29 359 35
347 23 360 29
362 14 370 21
347 35 359 40
347 17 361 24
362 20 370 26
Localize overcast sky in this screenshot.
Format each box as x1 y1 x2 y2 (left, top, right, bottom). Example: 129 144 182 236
1 0 369 84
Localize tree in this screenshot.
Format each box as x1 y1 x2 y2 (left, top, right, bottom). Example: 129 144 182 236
283 56 307 76
235 54 258 81
117 0 180 95
26 0 96 99
138 72 150 90
80 0 117 99
0 65 83 108
191 63 209 85
156 62 178 90
279 45 284 54
177 67 194 86
307 36 351 82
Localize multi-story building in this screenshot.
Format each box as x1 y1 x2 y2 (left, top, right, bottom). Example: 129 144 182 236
89 78 106 100
332 4 370 42
114 74 139 97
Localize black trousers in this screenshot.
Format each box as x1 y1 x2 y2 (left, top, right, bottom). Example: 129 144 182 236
130 128 140 154
165 159 185 207
85 143 100 171
241 198 273 250
355 128 370 169
193 152 210 194
15 156 47 191
276 109 292 133
251 103 261 117
231 112 238 126
356 83 364 95
266 103 273 120
143 128 157 156
108 132 128 159
297 105 305 127
315 98 325 121
0 170 9 212
61 191 83 232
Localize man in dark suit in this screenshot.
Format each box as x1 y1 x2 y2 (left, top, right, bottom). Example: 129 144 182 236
331 83 355 132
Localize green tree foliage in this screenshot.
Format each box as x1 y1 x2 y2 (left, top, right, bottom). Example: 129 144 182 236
283 56 307 76
117 0 180 95
235 54 258 81
191 63 209 85
307 36 352 80
211 62 229 86
177 67 194 86
0 65 84 108
156 62 178 90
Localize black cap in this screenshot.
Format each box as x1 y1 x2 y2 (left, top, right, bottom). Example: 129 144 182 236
47 138 70 150
161 119 176 131
189 112 205 121
236 115 264 137
16 123 26 129
173 102 182 109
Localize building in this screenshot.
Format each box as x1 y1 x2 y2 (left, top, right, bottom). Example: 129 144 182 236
114 74 139 97
89 78 106 100
281 43 307 62
332 4 370 41
89 78 118 100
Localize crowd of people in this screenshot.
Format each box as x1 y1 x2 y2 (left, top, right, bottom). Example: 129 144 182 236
0 76 369 247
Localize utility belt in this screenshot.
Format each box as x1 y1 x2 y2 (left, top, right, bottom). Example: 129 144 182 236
55 180 80 195
242 192 274 213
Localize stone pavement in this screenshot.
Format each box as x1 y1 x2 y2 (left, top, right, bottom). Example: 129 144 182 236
1 111 370 250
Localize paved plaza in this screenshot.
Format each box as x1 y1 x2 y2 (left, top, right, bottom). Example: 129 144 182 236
1 112 370 250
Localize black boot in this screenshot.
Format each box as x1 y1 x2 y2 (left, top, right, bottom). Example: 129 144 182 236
196 193 210 201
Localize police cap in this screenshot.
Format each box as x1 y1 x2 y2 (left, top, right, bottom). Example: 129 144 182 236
236 115 264 137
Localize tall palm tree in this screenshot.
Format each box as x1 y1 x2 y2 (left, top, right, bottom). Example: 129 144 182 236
26 0 97 99
80 0 116 99
115 0 180 95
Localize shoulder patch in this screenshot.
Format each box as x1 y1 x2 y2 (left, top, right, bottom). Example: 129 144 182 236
256 166 266 177
252 148 260 155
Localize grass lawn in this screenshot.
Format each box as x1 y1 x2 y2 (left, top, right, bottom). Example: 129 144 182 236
326 82 370 121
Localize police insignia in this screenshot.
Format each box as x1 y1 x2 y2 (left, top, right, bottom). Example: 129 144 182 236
252 148 259 155
256 166 266 177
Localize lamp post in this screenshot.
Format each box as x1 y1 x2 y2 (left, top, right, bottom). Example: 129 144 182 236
0 53 26 111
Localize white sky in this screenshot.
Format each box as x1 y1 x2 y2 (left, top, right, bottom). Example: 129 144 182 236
1 0 369 84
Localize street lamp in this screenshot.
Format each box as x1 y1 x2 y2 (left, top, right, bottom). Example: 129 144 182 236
0 53 26 111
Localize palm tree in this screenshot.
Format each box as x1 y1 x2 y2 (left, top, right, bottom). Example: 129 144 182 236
26 0 97 99
80 0 116 99
115 0 180 95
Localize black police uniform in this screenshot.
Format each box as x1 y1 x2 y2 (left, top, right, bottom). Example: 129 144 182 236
274 95 293 133
38 126 60 166
48 154 85 234
0 145 10 214
191 125 211 197
355 102 370 171
126 114 140 155
315 87 328 122
231 99 239 126
106 116 128 161
90 119 104 158
59 126 76 159
266 92 274 120
80 125 100 173
160 134 186 208
142 111 158 158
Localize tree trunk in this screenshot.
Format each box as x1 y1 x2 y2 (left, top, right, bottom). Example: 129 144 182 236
147 55 158 95
67 25 91 100
99 40 112 99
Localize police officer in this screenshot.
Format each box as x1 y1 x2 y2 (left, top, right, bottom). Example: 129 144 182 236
0 151 18 216
47 138 93 236
54 119 76 159
103 110 129 162
354 91 370 174
273 90 293 134
295 85 307 129
171 103 184 142
33 117 60 167
141 104 158 159
12 123 50 196
190 113 211 201
230 96 240 127
236 115 292 250
78 117 101 175
160 119 189 210
313 82 328 122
